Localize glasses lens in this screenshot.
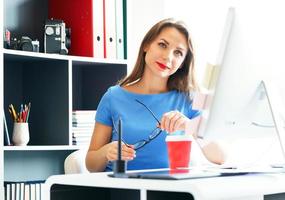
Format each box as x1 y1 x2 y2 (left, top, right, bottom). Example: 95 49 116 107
149 128 161 140
133 140 147 150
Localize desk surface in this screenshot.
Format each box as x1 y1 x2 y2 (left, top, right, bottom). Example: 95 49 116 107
44 170 285 200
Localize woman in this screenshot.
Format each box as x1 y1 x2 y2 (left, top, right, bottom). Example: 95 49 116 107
86 18 225 172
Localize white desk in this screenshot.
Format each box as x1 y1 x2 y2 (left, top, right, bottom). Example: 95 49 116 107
44 171 285 200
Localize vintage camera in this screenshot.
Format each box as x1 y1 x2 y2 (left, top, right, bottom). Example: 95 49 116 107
44 19 71 55
9 36 39 52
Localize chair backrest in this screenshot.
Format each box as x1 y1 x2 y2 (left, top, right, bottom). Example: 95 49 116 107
64 148 89 174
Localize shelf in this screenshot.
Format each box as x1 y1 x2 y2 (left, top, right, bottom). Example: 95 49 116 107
3 145 81 151
3 49 69 61
3 49 128 65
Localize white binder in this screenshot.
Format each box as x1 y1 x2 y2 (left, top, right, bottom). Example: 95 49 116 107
104 0 117 59
115 0 124 59
93 0 104 58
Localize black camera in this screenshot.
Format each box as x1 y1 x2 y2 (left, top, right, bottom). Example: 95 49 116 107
44 19 71 55
8 36 39 52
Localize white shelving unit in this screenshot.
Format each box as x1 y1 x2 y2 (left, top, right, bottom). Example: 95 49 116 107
0 0 128 192
3 145 81 151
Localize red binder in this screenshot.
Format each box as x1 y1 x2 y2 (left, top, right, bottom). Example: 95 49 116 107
48 0 94 57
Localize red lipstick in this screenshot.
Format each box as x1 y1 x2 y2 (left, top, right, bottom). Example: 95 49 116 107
156 61 170 70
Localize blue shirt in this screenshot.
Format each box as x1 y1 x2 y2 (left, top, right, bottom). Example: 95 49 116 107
95 85 200 171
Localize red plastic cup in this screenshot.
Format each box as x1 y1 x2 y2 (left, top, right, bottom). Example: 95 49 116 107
166 135 193 169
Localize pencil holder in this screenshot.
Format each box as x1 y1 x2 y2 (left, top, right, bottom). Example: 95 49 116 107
12 122 30 146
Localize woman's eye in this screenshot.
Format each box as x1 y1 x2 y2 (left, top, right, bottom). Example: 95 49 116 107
158 42 167 48
174 50 183 57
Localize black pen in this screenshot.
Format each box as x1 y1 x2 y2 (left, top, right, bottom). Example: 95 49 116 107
118 117 122 160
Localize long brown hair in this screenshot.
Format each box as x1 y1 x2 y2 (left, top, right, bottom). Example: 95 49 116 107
119 18 198 93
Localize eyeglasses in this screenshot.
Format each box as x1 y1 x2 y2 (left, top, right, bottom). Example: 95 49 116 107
112 99 162 150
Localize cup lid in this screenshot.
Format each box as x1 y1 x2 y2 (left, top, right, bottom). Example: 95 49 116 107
165 134 193 142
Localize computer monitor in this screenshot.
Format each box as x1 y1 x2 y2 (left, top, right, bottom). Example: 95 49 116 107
197 7 285 166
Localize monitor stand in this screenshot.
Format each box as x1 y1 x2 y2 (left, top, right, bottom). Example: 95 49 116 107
261 80 285 168
271 163 285 168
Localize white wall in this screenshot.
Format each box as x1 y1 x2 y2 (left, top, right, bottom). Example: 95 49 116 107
164 0 233 84
128 0 232 83
164 0 285 90
127 0 166 73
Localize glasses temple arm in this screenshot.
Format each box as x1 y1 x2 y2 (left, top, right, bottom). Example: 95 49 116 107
135 99 161 125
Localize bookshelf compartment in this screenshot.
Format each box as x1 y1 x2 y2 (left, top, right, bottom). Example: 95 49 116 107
4 150 74 181
4 0 49 53
4 53 69 145
50 185 140 200
147 190 194 200
72 61 127 110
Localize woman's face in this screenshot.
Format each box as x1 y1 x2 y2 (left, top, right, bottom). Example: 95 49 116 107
144 27 188 78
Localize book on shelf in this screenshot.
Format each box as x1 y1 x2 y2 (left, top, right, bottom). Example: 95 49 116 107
72 140 91 146
5 183 11 200
115 0 124 59
72 110 96 117
72 122 94 127
72 110 97 114
3 109 11 146
24 184 30 200
72 110 96 127
73 136 92 141
72 119 95 123
72 132 93 138
72 133 92 147
72 126 94 132
71 110 94 147
93 0 104 58
104 0 117 58
72 136 91 142
72 116 95 120
72 113 96 118
72 125 93 145
72 139 91 145
4 180 45 200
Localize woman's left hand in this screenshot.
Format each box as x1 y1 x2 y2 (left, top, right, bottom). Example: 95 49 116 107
160 110 190 134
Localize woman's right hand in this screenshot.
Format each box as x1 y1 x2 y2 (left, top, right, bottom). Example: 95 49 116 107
106 141 136 161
